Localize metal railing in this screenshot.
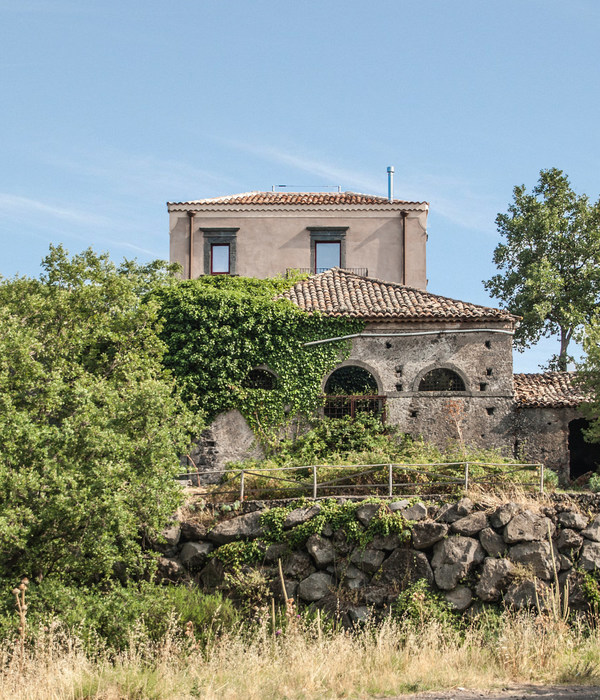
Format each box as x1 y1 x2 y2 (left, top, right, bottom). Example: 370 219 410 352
178 461 546 501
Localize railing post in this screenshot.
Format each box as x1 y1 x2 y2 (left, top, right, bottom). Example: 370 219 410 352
240 470 245 501
313 465 317 499
540 463 544 494
388 464 393 497
464 463 469 493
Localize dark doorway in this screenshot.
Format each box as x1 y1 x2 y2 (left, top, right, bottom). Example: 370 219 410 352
568 418 600 480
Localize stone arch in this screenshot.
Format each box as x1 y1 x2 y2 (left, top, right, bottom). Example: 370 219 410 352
322 360 383 395
414 364 468 393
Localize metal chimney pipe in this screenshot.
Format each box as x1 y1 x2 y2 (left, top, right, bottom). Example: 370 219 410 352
387 166 394 202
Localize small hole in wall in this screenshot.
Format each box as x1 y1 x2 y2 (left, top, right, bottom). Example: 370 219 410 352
481 434 486 439
385 341 392 349
396 383 403 392
485 340 491 349
486 407 495 416
486 368 493 376
410 410 418 418
480 382 488 391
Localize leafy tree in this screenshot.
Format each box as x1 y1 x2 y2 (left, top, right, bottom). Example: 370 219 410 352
484 168 600 370
0 246 196 584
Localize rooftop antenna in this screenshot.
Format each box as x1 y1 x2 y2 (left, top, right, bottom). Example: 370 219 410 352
271 184 342 192
387 166 394 202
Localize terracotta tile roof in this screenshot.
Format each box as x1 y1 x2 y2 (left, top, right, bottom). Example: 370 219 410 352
282 268 515 323
168 191 427 207
513 372 588 408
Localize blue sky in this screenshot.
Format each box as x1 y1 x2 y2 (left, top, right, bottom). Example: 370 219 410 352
2 0 599 371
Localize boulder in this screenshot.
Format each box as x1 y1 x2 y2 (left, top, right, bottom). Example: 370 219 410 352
504 579 550 610
475 558 514 601
388 500 410 512
283 504 321 529
438 498 473 524
348 606 371 624
207 511 264 544
400 502 428 521
283 551 316 579
412 521 448 550
503 510 555 544
271 578 298 603
306 534 335 567
333 528 353 555
558 510 588 530
157 556 185 582
451 512 488 537
431 537 485 590
355 503 381 526
582 515 600 542
508 541 554 580
444 586 473 611
297 572 334 602
489 503 519 529
199 559 225 588
379 548 434 588
579 541 600 571
350 547 386 573
370 533 403 551
264 542 289 564
180 521 208 542
479 527 507 557
179 541 213 570
555 528 583 556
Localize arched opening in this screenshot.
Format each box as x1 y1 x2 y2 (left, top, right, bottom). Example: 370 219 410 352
323 365 385 420
568 418 600 480
242 368 277 390
325 366 379 395
419 368 466 392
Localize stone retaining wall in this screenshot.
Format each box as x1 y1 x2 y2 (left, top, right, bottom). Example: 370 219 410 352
155 495 600 624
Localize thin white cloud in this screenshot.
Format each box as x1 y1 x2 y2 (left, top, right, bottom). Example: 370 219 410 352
222 139 500 234
0 193 112 227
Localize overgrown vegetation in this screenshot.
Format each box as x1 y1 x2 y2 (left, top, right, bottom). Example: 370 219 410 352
151 274 364 441
0 246 196 585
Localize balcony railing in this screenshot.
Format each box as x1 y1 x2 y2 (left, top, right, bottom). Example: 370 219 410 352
286 267 368 277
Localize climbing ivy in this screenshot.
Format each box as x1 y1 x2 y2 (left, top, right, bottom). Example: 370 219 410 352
152 275 364 442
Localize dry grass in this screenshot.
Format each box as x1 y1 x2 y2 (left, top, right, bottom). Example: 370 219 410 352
1 612 600 699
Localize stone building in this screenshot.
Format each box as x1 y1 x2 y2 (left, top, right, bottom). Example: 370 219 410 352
168 190 596 482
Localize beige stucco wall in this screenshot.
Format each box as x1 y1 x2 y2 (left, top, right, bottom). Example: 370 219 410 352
168 204 428 288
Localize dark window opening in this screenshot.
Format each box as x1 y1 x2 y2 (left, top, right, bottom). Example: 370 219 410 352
569 418 600 480
211 244 230 274
314 241 341 273
486 368 493 376
325 366 378 395
419 368 466 392
395 383 403 392
242 368 277 390
324 365 384 420
480 382 488 391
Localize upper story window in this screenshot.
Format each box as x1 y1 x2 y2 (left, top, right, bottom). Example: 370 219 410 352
308 227 348 274
315 241 341 272
211 244 230 274
202 228 239 276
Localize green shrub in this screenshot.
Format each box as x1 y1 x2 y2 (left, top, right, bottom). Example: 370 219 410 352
589 473 600 493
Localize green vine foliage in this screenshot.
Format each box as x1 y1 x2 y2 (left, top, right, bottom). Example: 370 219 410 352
151 275 364 442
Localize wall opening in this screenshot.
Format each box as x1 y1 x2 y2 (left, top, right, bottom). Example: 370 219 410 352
242 368 277 390
324 365 384 420
419 368 466 392
568 418 600 480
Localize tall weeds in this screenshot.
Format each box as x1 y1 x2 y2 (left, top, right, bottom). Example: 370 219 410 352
1 610 600 699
